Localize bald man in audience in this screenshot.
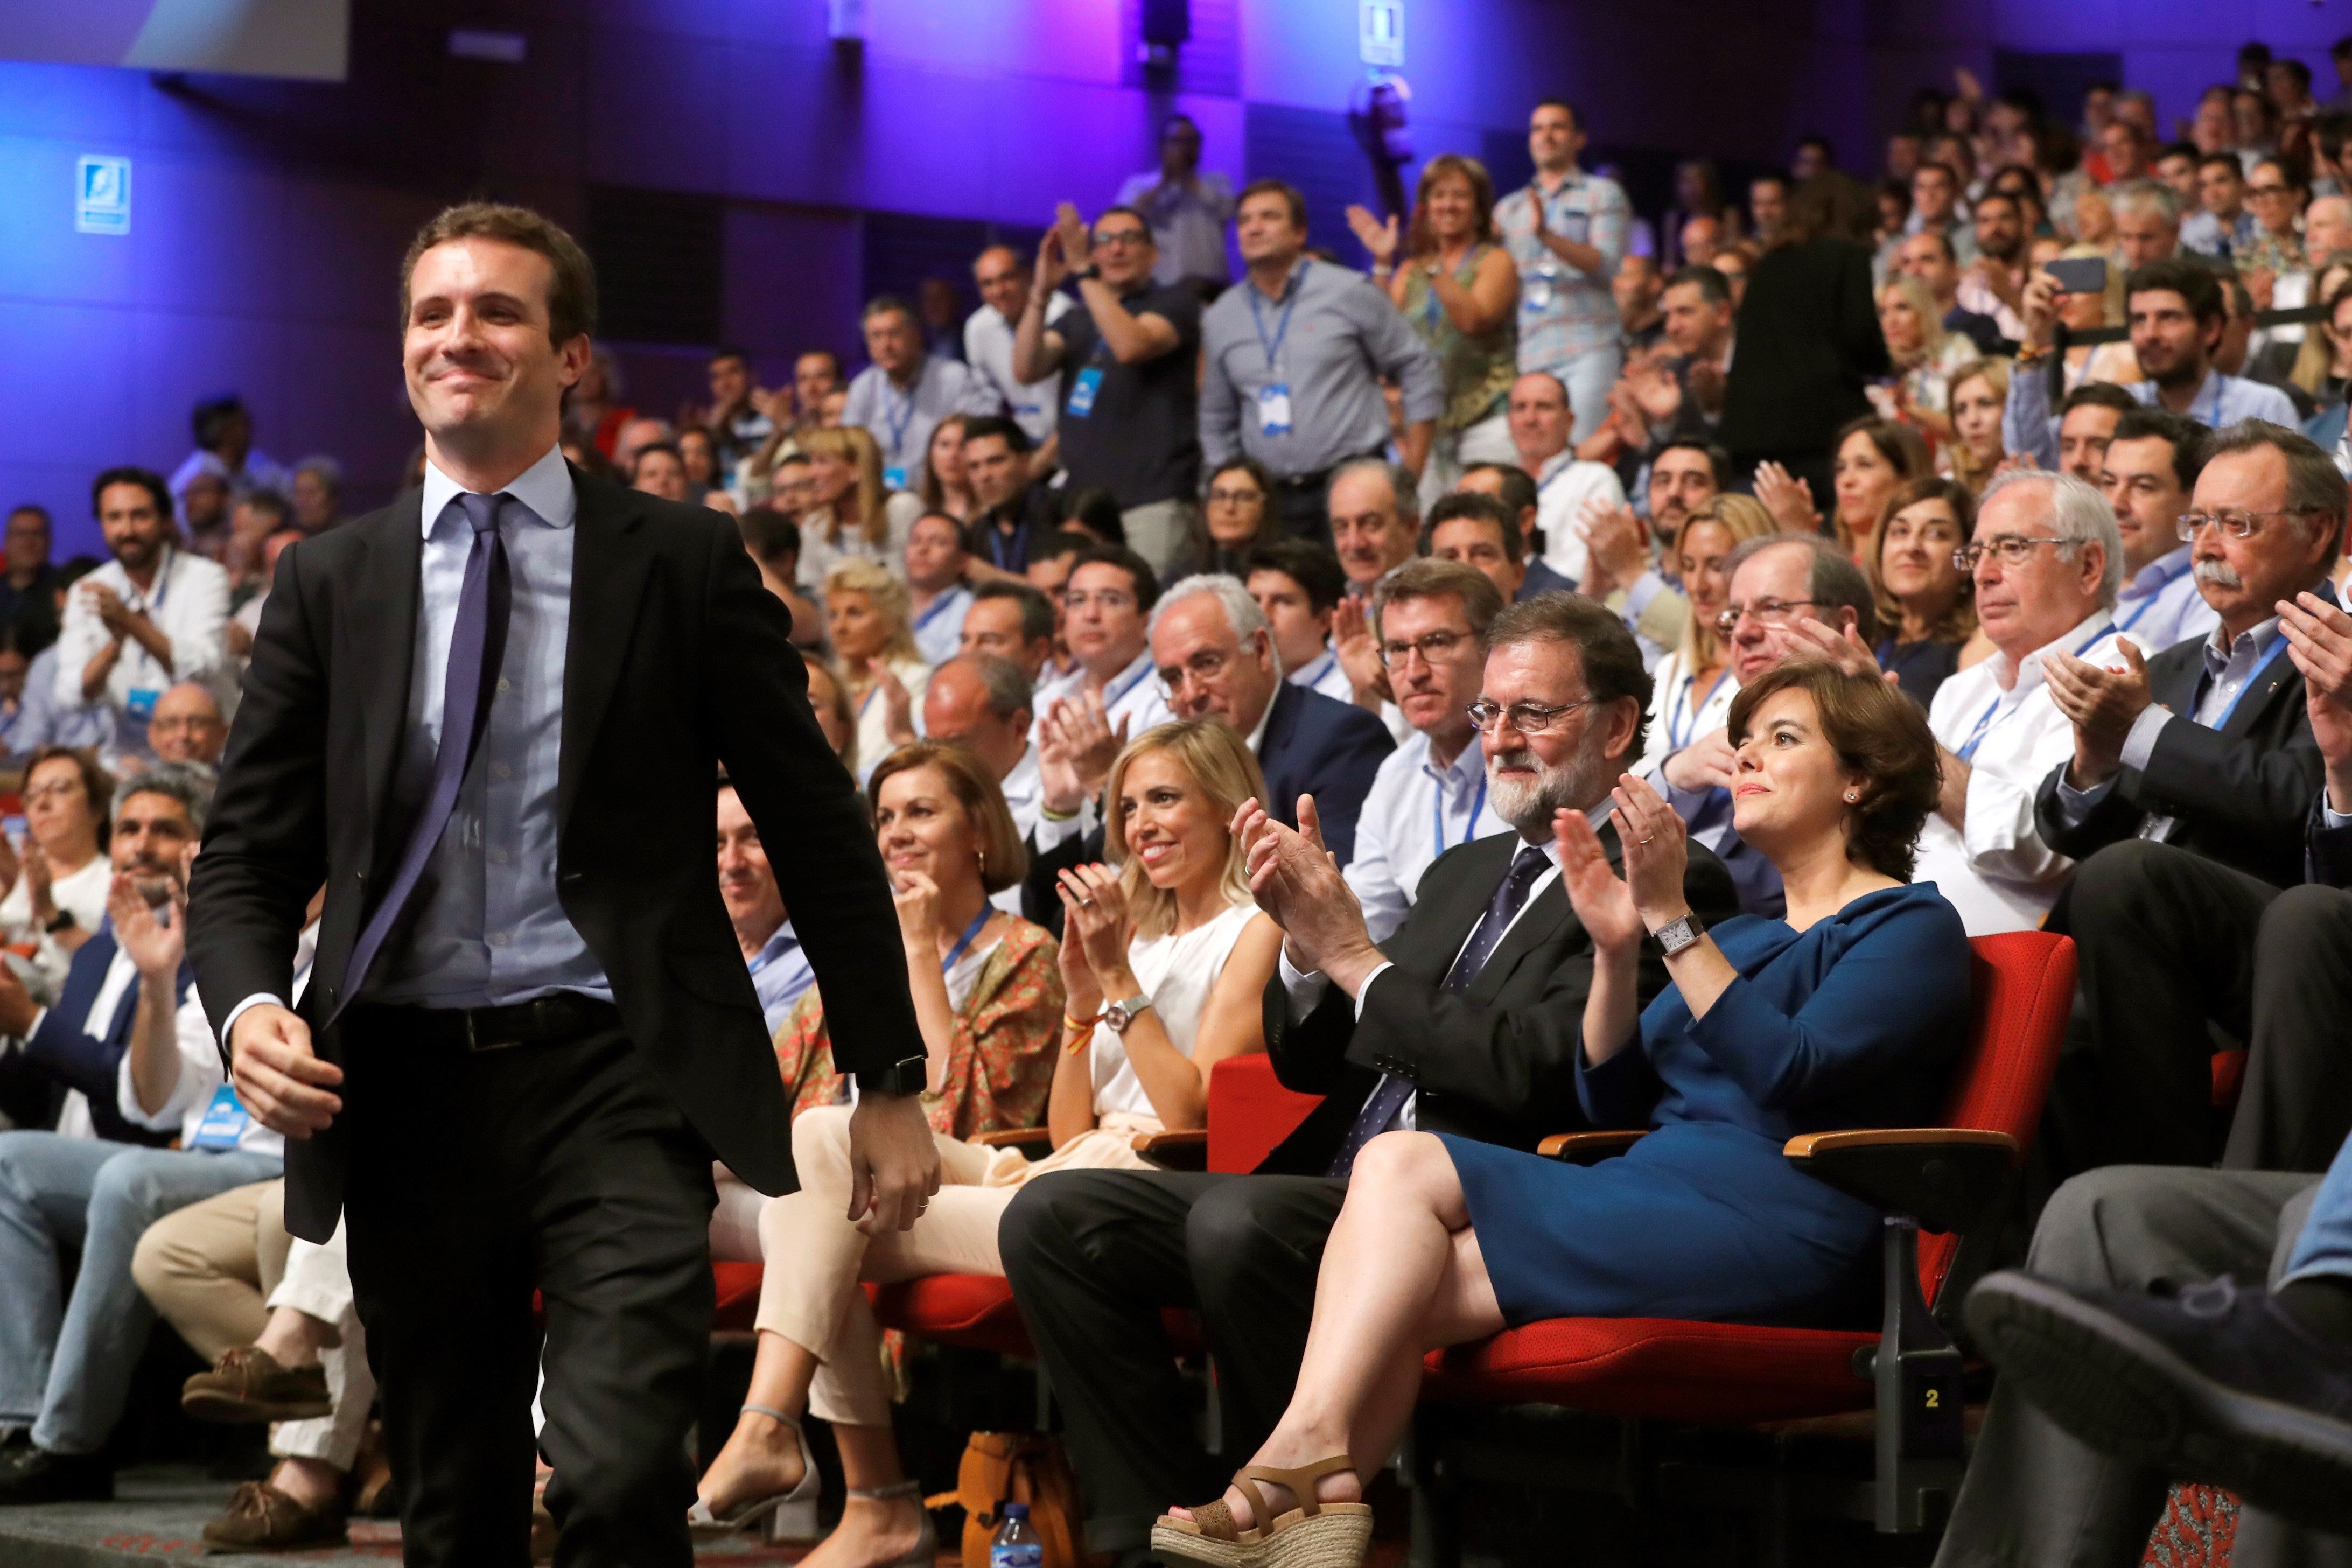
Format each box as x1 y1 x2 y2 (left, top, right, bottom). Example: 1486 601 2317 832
145 683 227 771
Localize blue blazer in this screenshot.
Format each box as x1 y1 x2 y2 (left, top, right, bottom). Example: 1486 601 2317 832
1254 678 1395 867
19 920 189 1146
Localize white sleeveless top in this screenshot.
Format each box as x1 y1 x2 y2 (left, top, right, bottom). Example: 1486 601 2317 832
1089 899 1258 1119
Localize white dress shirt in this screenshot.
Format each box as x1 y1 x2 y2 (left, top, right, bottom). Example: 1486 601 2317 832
1344 730 1513 945
1285 646 1354 705
2111 545 2219 653
1915 612 2143 935
54 545 234 722
120 926 309 1156
1530 452 1629 585
911 584 974 667
964 296 1072 449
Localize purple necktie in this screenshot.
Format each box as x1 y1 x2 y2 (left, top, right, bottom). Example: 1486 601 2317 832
331 492 513 1021
1327 844 1552 1178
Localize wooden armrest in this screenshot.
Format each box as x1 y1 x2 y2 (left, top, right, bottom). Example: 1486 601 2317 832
1132 1129 1207 1170
1537 1130 1647 1164
1783 1128 2021 1235
969 1128 1053 1151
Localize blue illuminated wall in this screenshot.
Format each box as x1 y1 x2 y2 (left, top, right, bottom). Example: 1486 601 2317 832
0 0 2316 555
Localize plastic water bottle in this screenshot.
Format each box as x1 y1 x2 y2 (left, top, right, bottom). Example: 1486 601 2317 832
989 1501 1044 1568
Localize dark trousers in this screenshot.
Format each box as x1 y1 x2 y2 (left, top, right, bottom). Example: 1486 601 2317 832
1270 473 1336 548
998 1169 1346 1555
340 1009 716 1568
2043 841 2352 1181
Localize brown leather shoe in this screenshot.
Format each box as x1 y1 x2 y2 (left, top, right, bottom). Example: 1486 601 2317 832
201 1481 348 1552
182 1348 332 1423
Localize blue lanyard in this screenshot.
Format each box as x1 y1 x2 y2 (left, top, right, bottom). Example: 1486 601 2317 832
1296 649 1336 690
940 906 991 973
1666 667 1729 753
1102 658 1153 711
880 379 918 462
915 587 963 631
1245 261 1308 375
2202 633 2297 731
1959 622 2113 761
1432 772 1488 860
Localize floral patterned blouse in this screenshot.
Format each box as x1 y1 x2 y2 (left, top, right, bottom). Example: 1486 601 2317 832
771 915 1063 1140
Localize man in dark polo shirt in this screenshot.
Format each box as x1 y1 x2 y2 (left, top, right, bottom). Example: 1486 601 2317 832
1013 202 1201 579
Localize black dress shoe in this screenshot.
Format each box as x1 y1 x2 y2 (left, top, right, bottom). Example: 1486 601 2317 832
0 1447 114 1505
1966 1270 2352 1532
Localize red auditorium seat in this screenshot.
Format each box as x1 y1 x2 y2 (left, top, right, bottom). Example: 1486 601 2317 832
1420 931 2077 1539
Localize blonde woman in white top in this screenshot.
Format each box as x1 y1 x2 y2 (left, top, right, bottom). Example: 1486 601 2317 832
688 719 1281 1564
1633 496 1776 785
825 557 931 787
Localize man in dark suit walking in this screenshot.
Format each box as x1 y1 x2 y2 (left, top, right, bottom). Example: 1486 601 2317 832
998 594 1738 1563
2028 420 2343 1181
186 204 941 1568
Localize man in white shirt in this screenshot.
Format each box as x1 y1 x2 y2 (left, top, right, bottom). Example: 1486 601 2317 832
1245 538 1355 705
54 470 233 732
964 246 1070 464
1343 561 1513 943
1502 373 1626 585
1910 471 2143 933
717 776 811 1038
923 655 1042 913
1111 114 1236 292
905 511 975 667
0 771 282 1504
2099 408 2222 651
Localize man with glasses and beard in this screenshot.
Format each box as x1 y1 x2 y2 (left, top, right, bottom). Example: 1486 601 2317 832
995 593 1735 1568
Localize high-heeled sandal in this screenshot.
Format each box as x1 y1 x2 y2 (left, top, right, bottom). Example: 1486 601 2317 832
841 1478 939 1566
1151 1456 1371 1568
687 1403 822 1542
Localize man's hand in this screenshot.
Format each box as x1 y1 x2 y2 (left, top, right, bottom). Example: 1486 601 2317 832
2046 642 2154 787
1035 226 1070 294
86 583 138 639
1966 256 2025 313
109 870 185 981
1661 729 1739 793
845 1090 942 1235
2020 271 2062 352
1235 797 1379 990
2281 590 2352 805
229 1005 343 1138
1331 598 1390 710
1684 357 1727 415
1053 202 1093 277
1577 500 1653 599
1037 692 1127 815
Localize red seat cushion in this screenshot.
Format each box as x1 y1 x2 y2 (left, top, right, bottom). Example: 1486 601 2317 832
1207 1056 1322 1175
1424 1317 1878 1425
867 1276 1202 1359
2213 1049 2248 1111
713 1262 764 1334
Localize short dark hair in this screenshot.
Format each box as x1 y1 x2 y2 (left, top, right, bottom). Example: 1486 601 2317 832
1461 463 1539 525
1486 591 1654 744
1655 440 1733 491
1236 178 1309 233
1535 96 1584 132
797 347 844 378
1424 490 1523 562
2125 257 2225 325
2199 151 2247 179
1750 171 1791 196
400 202 597 346
1910 227 1957 264
1060 487 1127 548
1069 544 1160 613
7 503 52 532
738 506 802 564
2061 381 2141 418
1094 205 1153 241
1030 528 1096 566
709 346 750 368
1663 264 1731 307
2108 407 2209 491
23 746 114 850
1243 539 1348 615
631 438 683 472
92 466 172 523
1726 663 1940 881
191 395 248 450
2157 139 2201 165
960 415 1032 456
236 489 292 526
861 293 918 329
971 579 1056 645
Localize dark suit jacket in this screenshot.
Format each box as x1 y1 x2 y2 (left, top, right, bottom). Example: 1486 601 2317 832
1719 237 1890 462
2311 793 2352 890
1256 824 1742 1175
1021 679 1394 928
6 922 184 1146
2033 630 2325 891
188 468 921 1240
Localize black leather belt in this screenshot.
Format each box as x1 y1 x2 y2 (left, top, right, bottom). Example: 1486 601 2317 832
361 993 622 1052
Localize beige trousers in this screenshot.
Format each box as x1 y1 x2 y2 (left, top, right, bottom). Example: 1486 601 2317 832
748 1105 1159 1427
131 1179 374 1471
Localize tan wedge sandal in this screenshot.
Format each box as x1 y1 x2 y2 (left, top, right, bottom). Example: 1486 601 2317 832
1150 1455 1373 1568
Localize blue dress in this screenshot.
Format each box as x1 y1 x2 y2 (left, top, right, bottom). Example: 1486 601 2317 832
1438 883 1970 1330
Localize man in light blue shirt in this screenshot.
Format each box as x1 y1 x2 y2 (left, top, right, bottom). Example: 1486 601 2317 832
2005 259 2297 470
841 297 1001 491
1495 100 1631 444
2099 408 2222 651
718 776 812 1036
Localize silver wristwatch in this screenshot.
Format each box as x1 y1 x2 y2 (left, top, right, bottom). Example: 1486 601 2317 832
1103 994 1153 1034
1653 913 1705 957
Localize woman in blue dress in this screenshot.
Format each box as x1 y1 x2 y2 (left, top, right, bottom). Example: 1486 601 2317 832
1154 662 1971 1568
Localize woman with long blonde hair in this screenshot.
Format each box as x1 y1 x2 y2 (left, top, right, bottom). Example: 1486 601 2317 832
1870 273 1978 442
825 557 930 786
1633 495 1776 780
690 723 1281 1560
1945 358 2011 496
797 426 920 593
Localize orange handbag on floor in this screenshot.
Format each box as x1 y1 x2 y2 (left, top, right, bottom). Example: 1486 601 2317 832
943 1432 1094 1568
